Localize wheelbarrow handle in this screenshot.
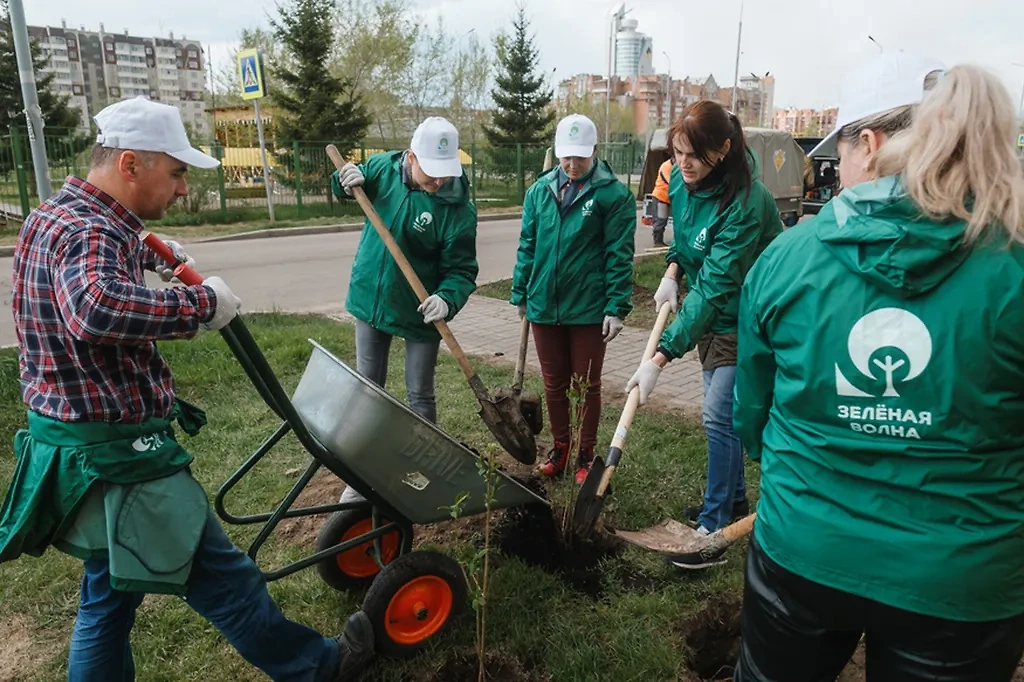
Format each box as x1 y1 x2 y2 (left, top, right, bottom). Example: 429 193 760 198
325 144 478 382
141 231 203 286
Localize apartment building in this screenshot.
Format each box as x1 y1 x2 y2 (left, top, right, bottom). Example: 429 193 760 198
29 20 210 136
772 107 839 137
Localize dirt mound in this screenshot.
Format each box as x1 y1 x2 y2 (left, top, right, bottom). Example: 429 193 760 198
276 467 342 547
493 498 624 598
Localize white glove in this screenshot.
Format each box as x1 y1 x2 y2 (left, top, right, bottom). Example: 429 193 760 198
653 276 679 313
203 276 241 331
339 163 365 195
155 240 195 282
602 315 623 343
418 294 449 324
626 359 664 405
516 303 526 319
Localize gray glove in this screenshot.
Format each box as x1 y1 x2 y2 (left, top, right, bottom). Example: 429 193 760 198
418 294 449 324
339 163 365 195
653 276 679 313
155 240 195 283
203 276 241 331
602 315 623 343
626 359 663 405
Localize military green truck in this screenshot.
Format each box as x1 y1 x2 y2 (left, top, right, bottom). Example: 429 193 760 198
639 126 806 228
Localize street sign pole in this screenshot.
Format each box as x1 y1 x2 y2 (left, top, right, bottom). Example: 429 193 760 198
238 47 274 222
9 0 53 201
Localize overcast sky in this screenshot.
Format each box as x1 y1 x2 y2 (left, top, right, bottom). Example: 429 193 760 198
24 0 1024 111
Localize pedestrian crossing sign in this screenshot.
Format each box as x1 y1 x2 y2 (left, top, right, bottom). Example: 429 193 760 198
237 48 265 100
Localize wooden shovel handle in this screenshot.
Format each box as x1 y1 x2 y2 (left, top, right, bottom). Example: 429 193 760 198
596 301 674 496
722 513 757 542
326 145 478 381
513 318 529 392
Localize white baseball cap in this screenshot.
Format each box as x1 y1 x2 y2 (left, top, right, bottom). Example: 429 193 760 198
555 114 597 158
410 117 463 178
809 52 946 158
93 96 219 169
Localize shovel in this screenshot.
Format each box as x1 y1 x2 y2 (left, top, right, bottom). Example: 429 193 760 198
572 301 673 537
613 513 756 563
494 318 543 435
326 144 537 465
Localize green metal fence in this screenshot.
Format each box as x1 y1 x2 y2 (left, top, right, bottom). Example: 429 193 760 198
0 128 644 229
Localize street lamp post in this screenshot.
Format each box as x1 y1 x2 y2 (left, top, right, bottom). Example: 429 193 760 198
730 0 744 112
662 51 671 125
868 35 883 53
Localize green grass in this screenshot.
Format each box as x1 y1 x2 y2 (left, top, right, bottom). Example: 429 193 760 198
0 314 749 681
477 255 687 332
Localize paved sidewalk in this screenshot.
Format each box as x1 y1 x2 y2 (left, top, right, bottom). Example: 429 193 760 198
332 294 705 415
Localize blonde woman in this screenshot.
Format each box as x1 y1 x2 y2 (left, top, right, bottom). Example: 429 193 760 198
733 54 1024 679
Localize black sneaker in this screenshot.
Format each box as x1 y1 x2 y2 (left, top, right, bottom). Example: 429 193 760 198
668 544 729 570
685 497 751 525
334 611 374 681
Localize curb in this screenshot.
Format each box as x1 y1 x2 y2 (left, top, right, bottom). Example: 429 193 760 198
195 211 524 244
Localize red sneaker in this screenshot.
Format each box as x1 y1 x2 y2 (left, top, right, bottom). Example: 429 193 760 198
536 441 571 478
574 447 595 485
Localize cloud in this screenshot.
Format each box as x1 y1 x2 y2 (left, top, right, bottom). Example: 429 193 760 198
24 0 1024 111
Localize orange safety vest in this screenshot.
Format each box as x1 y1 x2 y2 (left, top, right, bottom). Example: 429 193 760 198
652 159 672 203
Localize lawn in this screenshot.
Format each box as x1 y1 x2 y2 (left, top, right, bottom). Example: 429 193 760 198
0 314 751 682
476 254 687 333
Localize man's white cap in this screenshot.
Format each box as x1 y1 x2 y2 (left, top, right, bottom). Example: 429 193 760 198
93 96 219 169
410 117 463 178
555 114 597 158
809 52 946 158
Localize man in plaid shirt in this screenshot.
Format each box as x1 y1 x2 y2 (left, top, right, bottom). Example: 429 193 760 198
2 97 374 681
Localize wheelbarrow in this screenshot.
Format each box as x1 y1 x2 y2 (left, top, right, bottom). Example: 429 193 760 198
143 233 547 658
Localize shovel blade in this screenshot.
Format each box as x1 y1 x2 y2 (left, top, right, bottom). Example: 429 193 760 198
572 456 607 537
612 519 707 555
478 396 537 465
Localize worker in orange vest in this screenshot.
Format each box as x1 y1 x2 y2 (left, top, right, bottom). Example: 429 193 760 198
650 158 672 246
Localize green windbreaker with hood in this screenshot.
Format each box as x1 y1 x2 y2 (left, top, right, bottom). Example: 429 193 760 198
735 175 1024 621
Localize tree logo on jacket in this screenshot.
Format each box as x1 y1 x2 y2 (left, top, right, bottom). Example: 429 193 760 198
692 227 707 251
836 308 932 398
413 211 434 232
582 198 595 217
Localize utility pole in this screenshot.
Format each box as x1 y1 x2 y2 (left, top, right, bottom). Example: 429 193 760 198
1013 63 1024 122
868 35 883 53
9 0 53 201
730 0 744 112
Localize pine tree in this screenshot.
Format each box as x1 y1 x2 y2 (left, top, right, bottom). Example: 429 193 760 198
483 4 555 147
0 1 88 178
270 0 370 150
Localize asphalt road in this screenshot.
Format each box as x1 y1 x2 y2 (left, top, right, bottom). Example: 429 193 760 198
0 217 662 348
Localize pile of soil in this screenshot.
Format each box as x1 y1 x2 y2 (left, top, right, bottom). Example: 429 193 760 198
411 649 549 682
492 499 624 598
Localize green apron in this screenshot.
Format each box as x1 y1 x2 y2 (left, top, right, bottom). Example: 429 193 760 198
0 400 211 595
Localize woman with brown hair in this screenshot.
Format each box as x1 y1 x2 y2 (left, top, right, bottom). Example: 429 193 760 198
626 101 783 567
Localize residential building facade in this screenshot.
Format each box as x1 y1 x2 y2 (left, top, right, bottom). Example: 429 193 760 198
29 20 211 136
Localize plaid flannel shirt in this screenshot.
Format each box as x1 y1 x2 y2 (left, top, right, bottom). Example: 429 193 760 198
12 176 217 423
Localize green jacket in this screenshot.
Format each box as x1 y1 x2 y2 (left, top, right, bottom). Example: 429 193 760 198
336 152 479 342
0 401 209 595
510 161 636 325
735 175 1024 621
659 153 783 358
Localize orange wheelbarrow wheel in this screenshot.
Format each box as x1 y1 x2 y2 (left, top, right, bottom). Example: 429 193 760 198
315 509 412 591
362 550 467 657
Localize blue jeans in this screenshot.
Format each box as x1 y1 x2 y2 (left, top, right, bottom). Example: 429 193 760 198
68 512 338 682
697 365 746 533
354 320 440 424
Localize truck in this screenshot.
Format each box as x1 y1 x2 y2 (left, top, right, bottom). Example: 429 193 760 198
638 126 807 230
